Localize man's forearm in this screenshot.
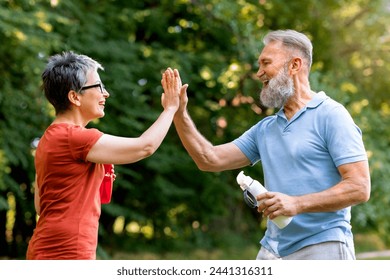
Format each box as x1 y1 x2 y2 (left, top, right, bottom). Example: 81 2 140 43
174 110 215 170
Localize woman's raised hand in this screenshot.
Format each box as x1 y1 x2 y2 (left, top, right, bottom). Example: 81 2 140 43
161 68 181 111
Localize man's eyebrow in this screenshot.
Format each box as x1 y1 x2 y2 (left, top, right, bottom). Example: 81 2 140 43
258 58 271 63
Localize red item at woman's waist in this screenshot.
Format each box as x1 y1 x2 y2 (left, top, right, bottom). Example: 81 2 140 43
100 164 113 204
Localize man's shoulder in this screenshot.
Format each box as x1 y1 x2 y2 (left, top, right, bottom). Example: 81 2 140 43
256 114 278 128
313 92 348 117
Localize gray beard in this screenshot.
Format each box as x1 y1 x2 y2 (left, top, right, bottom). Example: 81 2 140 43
260 66 295 108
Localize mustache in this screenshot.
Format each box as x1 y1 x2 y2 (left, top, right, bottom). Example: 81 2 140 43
259 74 269 83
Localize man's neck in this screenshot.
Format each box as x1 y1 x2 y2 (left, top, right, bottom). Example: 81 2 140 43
283 87 314 120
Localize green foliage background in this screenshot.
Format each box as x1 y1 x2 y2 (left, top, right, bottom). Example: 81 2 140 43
0 0 389 259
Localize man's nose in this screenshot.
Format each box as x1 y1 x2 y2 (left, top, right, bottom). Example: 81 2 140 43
256 68 265 79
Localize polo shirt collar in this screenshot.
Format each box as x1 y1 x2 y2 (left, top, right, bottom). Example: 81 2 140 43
276 91 329 120
306 91 328 108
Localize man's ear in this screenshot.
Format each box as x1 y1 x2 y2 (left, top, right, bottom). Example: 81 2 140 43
290 57 303 74
68 90 81 107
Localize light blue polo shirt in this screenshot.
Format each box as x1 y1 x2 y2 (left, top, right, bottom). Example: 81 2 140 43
233 91 367 257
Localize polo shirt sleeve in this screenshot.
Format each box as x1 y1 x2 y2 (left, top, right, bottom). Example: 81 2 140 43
325 105 367 167
233 123 261 165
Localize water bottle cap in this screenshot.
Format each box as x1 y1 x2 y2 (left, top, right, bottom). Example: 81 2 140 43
236 171 253 190
236 171 245 185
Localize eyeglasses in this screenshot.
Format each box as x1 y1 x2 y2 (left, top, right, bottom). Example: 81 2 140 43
78 82 106 94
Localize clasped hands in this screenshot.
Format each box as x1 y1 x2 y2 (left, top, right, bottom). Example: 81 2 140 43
161 68 188 112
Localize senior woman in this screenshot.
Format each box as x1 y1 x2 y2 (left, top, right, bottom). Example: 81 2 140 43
27 51 184 259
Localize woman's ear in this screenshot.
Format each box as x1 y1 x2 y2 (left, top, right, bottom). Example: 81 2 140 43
68 90 81 107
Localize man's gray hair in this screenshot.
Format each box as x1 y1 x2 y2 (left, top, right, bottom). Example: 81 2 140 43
263 30 313 69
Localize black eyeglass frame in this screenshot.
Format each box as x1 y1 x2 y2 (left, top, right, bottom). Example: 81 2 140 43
78 83 106 93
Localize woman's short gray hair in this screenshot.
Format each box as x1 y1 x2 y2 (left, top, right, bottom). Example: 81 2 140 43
41 51 104 115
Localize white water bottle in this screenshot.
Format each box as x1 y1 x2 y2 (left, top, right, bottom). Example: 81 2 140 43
236 171 292 229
